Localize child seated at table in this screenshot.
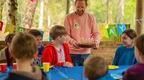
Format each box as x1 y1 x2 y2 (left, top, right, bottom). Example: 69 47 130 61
113 29 137 65
28 29 44 56
123 34 144 80
5 32 45 80
28 29 44 66
84 55 114 80
0 33 15 67
42 25 73 67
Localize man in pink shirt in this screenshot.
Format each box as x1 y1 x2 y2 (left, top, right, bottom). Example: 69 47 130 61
64 0 100 66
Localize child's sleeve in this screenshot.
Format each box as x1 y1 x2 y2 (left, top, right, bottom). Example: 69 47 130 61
42 47 64 66
42 47 52 64
112 48 121 65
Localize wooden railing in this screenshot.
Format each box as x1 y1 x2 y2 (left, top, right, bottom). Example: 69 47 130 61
0 41 121 49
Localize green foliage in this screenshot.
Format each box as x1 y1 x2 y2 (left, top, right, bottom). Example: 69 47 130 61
88 0 107 22
47 0 67 25
123 0 136 28
88 0 136 28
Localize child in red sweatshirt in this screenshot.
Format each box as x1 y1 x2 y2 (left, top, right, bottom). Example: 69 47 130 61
42 25 73 67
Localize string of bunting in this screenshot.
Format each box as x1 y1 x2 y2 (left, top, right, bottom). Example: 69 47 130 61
100 23 130 41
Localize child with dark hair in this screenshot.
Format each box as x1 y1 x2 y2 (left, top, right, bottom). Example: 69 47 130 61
113 29 137 65
123 34 144 80
0 33 15 67
42 25 73 67
28 29 44 67
28 29 44 56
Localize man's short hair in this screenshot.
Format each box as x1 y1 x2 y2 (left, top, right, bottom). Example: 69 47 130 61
75 0 88 6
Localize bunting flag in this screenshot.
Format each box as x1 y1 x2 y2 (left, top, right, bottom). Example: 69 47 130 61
0 21 3 31
99 24 109 40
100 24 130 41
5 23 15 33
117 24 126 35
107 24 118 38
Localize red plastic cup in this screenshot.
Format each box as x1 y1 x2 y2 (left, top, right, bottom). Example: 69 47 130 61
0 63 7 72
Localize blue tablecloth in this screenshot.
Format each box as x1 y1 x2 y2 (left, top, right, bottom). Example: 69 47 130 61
109 66 130 79
0 66 130 80
0 73 8 80
47 66 130 80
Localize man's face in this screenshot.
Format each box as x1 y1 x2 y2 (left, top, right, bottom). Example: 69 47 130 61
75 0 87 16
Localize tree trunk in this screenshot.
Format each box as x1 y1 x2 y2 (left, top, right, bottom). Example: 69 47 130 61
38 0 44 30
23 0 38 29
135 0 143 35
8 0 18 32
0 0 5 20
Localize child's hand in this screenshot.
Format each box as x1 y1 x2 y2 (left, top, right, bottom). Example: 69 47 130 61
63 62 73 67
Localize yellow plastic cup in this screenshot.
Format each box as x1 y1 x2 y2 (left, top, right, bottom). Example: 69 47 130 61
43 63 50 72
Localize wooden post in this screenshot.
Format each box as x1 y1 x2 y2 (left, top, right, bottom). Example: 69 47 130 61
135 0 143 35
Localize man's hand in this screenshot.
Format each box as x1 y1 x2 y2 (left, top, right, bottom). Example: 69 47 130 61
93 42 100 49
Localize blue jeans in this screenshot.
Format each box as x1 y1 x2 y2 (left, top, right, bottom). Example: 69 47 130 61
71 54 89 66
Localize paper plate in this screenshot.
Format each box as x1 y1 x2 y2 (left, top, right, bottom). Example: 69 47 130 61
108 65 119 70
